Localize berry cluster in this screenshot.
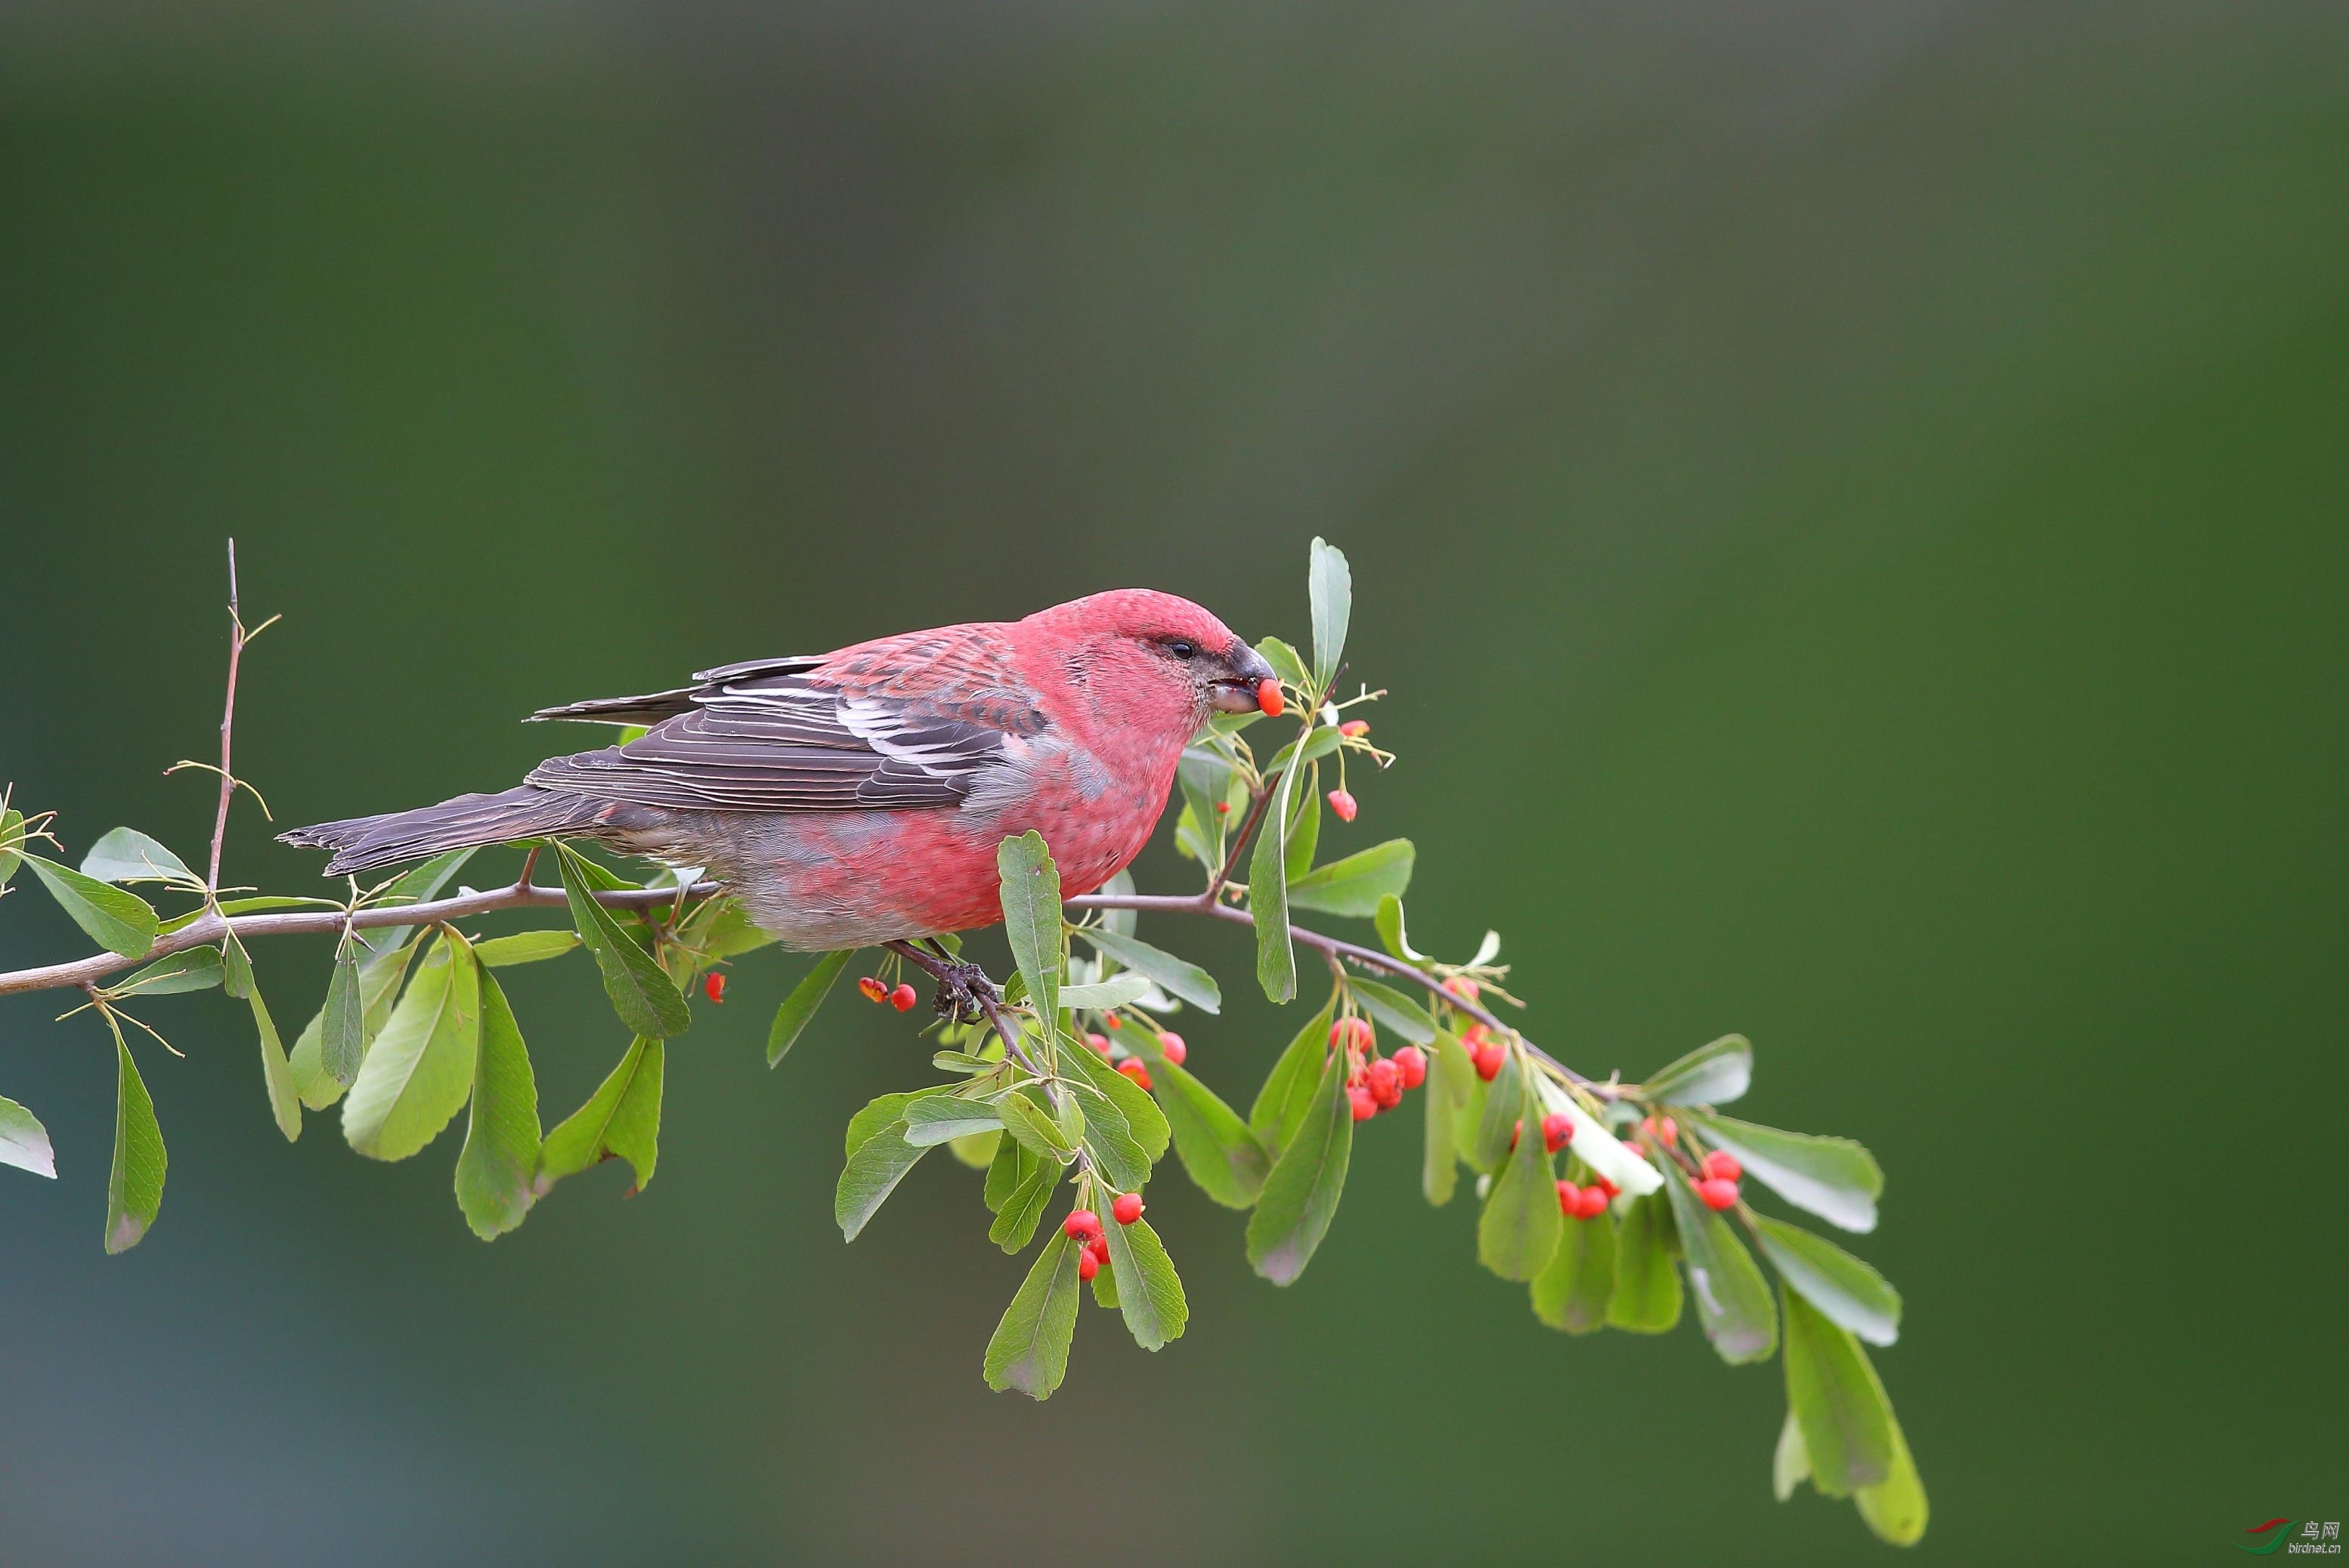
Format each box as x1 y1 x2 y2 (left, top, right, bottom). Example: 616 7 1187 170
1555 1171 1619 1219
1083 1025 1185 1090
1638 1115 1743 1210
1328 1015 1429 1121
858 975 918 1012
1062 1195 1145 1282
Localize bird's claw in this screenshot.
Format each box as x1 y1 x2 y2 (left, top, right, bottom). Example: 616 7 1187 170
931 961 998 1025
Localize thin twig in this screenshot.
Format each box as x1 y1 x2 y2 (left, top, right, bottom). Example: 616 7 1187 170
206 540 245 895
0 880 719 1000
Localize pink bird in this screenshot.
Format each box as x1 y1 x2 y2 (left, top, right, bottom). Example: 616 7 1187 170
281 590 1276 949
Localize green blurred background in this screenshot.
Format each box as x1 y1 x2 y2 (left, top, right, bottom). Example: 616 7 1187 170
2 2 2343 1562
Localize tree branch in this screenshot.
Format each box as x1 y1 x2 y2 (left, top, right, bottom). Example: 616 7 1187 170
0 880 718 1000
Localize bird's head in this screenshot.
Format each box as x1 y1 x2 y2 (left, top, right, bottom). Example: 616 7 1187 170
1025 589 1280 728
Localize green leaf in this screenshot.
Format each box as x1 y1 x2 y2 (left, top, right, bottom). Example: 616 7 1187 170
1661 1161 1778 1364
1060 1035 1170 1162
677 895 775 961
1132 1042 1268 1208
1606 1191 1683 1333
996 831 1063 1026
1249 995 1335 1153
558 844 690 1038
289 938 416 1109
357 847 477 956
948 1127 1001 1169
1286 840 1415 917
111 948 224 997
983 1131 1028 1212
0 1096 57 1179
1057 973 1155 1013
902 1096 1005 1148
1644 1034 1753 1106
1245 1046 1354 1285
1421 1030 1472 1205
78 827 200 887
538 1037 663 1194
318 934 364 1087
1175 749 1233 870
1347 976 1437 1044
25 855 158 958
1468 1051 1523 1174
342 936 481 1161
768 949 853 1066
1478 1075 1563 1282
1773 1409 1812 1502
450 963 541 1239
1688 1112 1883 1232
1531 1208 1616 1333
246 983 303 1143
1283 781 1320 883
470 929 581 967
1751 1215 1902 1347
1855 1404 1930 1546
995 1089 1075 1161
983 1232 1082 1399
835 1120 930 1240
1373 893 1430 963
104 1031 166 1254
1307 536 1352 685
219 926 255 1000
845 1091 920 1158
1103 1214 1188 1350
1075 928 1221 1015
987 1146 1055 1252
1257 636 1313 696
0 806 23 886
1067 1086 1150 1194
1250 765 1296 1003
1780 1285 1894 1496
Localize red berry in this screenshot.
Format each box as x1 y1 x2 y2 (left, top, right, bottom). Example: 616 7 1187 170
1696 1177 1740 1211
1592 1175 1621 1200
1542 1112 1573 1153
703 973 726 1003
1472 1043 1505 1081
1339 719 1370 738
890 982 918 1012
1576 1184 1612 1219
1103 1014 1122 1030
1701 1149 1743 1182
1088 1032 1112 1056
1441 976 1480 1003
1392 1044 1427 1089
1157 1031 1187 1065
1111 1192 1144 1225
1366 1057 1402 1108
1352 1016 1376 1051
1256 679 1285 717
1064 1209 1101 1240
1079 1250 1100 1282
1509 1118 1521 1151
1214 801 1231 815
1326 788 1357 822
857 976 888 1004
1462 1022 1490 1046
1088 1234 1110 1266
1557 1179 1582 1215
1348 1086 1379 1121
1116 1059 1153 1092
1640 1115 1679 1148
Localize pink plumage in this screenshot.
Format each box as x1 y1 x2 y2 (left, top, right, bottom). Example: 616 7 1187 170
283 589 1277 950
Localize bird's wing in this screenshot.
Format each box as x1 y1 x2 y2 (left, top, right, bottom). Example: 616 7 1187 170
525 627 1046 813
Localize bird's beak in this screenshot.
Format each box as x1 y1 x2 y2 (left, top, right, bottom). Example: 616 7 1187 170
1209 644 1280 713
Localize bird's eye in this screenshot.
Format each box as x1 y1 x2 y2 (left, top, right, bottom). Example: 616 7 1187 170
1167 639 1197 660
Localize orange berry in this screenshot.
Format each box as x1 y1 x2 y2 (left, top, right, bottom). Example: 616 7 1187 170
857 976 888 1004
1257 679 1286 717
1116 1059 1153 1092
1339 719 1370 738
703 973 726 1004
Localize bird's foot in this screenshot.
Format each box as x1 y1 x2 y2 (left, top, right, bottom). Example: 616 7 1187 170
932 961 998 1025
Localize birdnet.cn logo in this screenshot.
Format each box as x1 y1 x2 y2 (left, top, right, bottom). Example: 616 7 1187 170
2241 1520 2341 1555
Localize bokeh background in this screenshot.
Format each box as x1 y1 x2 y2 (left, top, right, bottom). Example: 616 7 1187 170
2 2 2344 1562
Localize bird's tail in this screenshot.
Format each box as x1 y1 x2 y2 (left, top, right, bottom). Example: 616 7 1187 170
279 786 605 877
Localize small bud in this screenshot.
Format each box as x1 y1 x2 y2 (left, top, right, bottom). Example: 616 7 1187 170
890 982 918 1012
1064 1209 1102 1241
1079 1250 1100 1282
1257 679 1286 718
1348 1086 1379 1121
1696 1177 1740 1211
1112 1192 1144 1226
1542 1113 1573 1153
703 973 726 1004
1701 1150 1743 1183
857 976 889 1004
1326 788 1357 823
1116 1059 1153 1092
1157 1031 1187 1065
1339 719 1370 738
1392 1044 1427 1089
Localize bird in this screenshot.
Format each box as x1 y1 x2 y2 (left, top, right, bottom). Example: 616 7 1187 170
280 589 1277 950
